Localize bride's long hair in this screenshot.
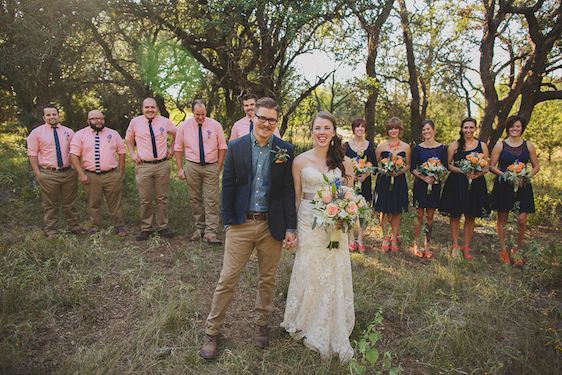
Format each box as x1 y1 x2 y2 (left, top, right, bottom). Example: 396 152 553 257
312 111 347 178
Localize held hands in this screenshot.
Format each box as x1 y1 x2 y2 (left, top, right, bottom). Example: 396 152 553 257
177 168 186 180
130 152 141 165
424 176 435 185
166 148 174 160
357 173 369 183
283 231 297 249
79 174 90 185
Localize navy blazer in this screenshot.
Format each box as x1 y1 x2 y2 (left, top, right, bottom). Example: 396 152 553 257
221 134 297 241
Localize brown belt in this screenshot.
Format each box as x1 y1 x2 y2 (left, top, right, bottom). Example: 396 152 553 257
85 168 117 175
40 166 71 172
141 158 167 164
246 212 267 221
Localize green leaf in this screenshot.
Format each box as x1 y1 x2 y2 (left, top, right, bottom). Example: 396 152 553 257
383 351 392 370
365 348 379 365
369 332 380 344
389 367 401 375
358 339 367 354
323 173 330 183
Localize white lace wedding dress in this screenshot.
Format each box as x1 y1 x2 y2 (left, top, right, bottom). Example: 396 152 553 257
281 166 355 362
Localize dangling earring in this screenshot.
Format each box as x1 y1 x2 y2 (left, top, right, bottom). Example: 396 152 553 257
330 137 335 147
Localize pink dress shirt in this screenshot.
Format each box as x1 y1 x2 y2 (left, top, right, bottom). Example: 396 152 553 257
125 115 176 161
70 127 126 171
229 116 281 141
174 117 228 164
27 123 75 168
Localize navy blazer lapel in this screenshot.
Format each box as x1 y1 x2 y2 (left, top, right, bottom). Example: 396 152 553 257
240 135 252 181
268 136 281 195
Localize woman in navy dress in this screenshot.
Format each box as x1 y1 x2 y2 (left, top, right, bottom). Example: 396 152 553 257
374 117 410 253
410 120 447 259
489 115 539 266
344 118 375 252
439 118 490 260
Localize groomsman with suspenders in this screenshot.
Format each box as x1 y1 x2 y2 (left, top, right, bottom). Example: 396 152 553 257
175 99 227 244
229 93 281 141
70 110 127 236
125 97 176 241
27 105 85 239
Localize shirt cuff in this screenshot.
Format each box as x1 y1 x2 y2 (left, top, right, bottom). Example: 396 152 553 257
286 229 296 233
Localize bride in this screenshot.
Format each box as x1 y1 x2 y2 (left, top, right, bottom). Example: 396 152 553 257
281 111 355 362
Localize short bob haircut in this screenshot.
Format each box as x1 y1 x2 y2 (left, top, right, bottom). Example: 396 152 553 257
385 117 403 136
351 118 367 133
505 115 528 135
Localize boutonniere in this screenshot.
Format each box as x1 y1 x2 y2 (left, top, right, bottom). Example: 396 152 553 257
271 146 290 164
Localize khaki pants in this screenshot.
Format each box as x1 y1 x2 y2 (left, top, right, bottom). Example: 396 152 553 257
135 161 170 231
38 168 80 235
84 169 124 229
184 161 220 236
205 220 282 336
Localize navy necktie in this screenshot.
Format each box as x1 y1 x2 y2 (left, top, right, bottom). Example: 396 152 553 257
94 130 101 173
249 119 254 134
52 126 63 168
198 123 206 166
148 119 158 159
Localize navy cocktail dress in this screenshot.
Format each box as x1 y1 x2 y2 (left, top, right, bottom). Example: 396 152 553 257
490 141 535 213
411 144 447 209
345 141 375 203
374 151 408 214
439 141 490 218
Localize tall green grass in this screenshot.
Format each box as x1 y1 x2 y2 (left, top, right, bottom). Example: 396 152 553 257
0 124 560 374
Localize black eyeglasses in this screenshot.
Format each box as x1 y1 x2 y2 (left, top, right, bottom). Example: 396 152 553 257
256 115 278 125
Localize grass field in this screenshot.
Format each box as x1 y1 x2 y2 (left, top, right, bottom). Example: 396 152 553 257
0 124 560 374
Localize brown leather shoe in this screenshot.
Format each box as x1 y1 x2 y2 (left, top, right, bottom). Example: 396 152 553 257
204 234 222 245
255 325 269 349
200 334 218 360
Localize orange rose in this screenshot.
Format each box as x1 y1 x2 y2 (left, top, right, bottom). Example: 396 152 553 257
507 164 515 171
396 158 404 167
479 160 487 168
381 158 389 164
515 164 524 173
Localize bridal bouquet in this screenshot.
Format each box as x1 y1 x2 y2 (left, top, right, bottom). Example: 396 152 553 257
375 154 405 190
417 157 448 194
499 160 532 193
455 152 488 189
311 175 370 249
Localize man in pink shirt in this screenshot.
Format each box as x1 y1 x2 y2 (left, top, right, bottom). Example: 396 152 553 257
70 110 127 236
125 97 177 241
229 93 281 141
27 105 84 239
175 99 227 243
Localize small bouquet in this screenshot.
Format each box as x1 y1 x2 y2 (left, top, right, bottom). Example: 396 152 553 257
376 154 405 190
499 160 532 193
352 154 373 192
455 152 488 189
417 157 448 194
311 175 371 249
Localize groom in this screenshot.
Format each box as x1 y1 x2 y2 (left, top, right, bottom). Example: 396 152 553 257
200 97 297 360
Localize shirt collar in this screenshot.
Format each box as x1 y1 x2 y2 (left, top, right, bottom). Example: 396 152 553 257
250 131 272 148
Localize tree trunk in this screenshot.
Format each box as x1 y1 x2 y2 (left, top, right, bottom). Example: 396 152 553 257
398 0 423 142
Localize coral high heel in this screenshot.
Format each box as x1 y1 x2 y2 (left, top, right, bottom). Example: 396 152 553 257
348 242 357 252
381 237 390 252
511 248 524 266
451 246 462 259
412 244 424 258
357 243 365 253
390 240 399 253
499 249 511 265
461 246 473 261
